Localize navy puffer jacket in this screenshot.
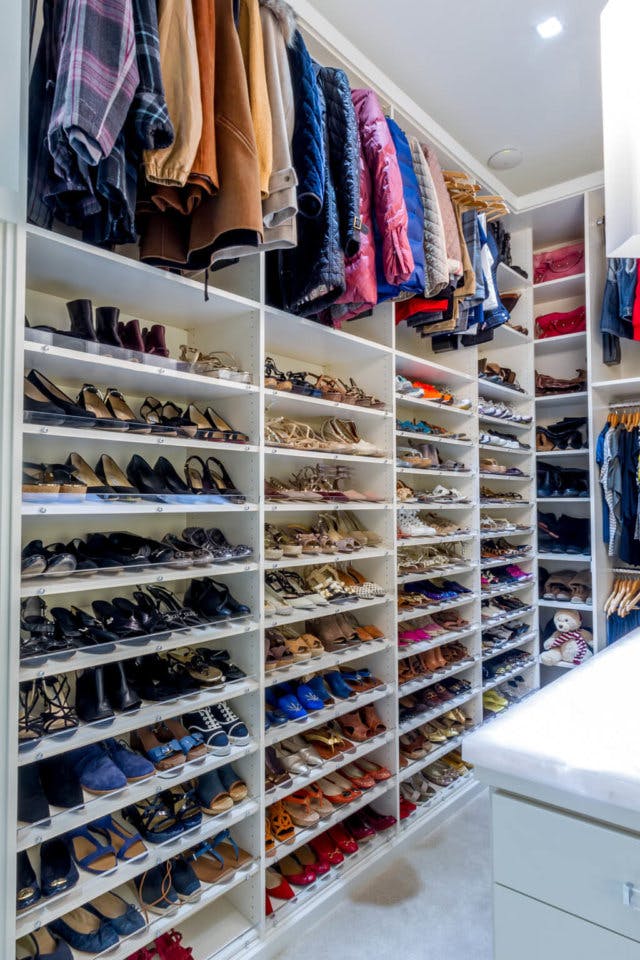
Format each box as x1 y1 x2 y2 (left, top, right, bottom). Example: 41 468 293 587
376 117 425 301
288 30 325 218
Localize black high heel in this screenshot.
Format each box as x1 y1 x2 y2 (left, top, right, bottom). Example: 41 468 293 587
38 676 79 736
21 597 75 661
75 667 115 723
111 596 170 639
19 681 44 744
139 397 177 436
95 454 141 497
205 457 246 502
92 600 147 641
23 377 66 426
204 408 249 443
52 606 119 649
160 402 198 438
104 388 152 434
126 455 191 502
144 585 203 628
77 384 128 431
26 370 95 427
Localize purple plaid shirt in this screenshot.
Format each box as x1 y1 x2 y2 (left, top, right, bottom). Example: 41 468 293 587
48 0 139 182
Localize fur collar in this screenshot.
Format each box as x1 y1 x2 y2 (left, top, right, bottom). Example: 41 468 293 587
259 0 297 45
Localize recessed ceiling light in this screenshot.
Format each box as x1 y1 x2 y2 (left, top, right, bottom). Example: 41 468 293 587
488 147 523 170
537 16 563 38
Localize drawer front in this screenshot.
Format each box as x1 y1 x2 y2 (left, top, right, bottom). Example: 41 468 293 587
493 792 640 942
495 886 640 960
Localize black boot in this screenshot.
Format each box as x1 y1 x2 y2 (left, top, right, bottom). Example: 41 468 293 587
17 764 50 825
75 667 114 722
95 306 123 348
103 661 142 713
66 299 97 341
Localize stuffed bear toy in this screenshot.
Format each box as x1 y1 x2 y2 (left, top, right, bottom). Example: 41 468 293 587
540 608 593 666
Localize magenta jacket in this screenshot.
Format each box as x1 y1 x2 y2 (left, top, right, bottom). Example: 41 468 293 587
330 88 413 324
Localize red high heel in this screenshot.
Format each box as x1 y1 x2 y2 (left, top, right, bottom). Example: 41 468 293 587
154 930 194 960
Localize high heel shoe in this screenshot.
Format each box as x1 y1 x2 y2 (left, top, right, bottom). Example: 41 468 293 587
204 408 249 443
126 455 190 502
26 370 95 427
51 606 119 649
159 402 198 439
38 676 79 735
205 457 246 502
104 389 152 433
95 454 141 497
78 384 129 430
139 397 178 436
23 377 67 426
65 453 114 499
144 585 202 628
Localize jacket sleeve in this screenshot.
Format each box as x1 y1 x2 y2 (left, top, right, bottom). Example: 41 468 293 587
354 89 413 285
319 67 361 256
288 30 325 218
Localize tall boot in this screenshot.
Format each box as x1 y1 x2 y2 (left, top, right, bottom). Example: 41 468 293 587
75 667 114 723
95 306 123 347
66 299 97 341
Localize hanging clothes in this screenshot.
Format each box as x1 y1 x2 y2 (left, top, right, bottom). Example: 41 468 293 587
408 136 448 298
422 143 462 282
599 418 640 566
238 0 273 197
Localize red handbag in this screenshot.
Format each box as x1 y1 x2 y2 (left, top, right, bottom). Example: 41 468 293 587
535 306 586 340
533 242 585 284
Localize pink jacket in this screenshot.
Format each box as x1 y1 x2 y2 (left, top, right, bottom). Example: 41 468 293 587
330 88 413 324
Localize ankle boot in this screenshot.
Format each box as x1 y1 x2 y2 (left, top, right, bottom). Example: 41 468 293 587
75 667 114 722
537 466 559 498
143 324 169 357
103 661 141 712
95 306 123 348
66 299 97 341
118 318 145 352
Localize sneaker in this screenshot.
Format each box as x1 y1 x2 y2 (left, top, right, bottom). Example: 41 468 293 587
397 509 436 538
210 702 250 744
183 707 230 755
395 375 423 397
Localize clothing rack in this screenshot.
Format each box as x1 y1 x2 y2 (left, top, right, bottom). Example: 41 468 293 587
608 400 640 409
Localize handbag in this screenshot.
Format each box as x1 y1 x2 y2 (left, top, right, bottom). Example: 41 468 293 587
533 242 585 284
535 306 586 340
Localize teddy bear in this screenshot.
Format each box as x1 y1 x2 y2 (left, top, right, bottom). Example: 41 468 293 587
540 608 593 666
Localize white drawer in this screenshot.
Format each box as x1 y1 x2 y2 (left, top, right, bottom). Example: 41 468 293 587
493 792 640 942
495 886 640 960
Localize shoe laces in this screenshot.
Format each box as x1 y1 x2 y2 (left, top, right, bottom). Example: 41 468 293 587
214 702 237 723
198 706 222 729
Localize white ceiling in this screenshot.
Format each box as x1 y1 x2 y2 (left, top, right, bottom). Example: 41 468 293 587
311 0 605 198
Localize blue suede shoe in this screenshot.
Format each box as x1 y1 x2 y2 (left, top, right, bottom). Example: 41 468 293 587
17 851 40 912
136 864 179 915
295 683 324 711
169 856 201 902
40 838 79 898
306 676 334 705
18 927 73 960
69 743 127 795
104 738 154 782
323 670 354 700
86 891 146 936
50 907 118 952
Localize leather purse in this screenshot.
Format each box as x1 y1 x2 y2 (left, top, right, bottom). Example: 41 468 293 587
533 242 585 284
535 306 586 340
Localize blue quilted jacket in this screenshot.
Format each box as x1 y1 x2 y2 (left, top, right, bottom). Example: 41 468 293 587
288 30 325 218
376 117 425 301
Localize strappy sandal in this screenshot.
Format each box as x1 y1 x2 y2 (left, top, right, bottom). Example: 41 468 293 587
39 676 79 735
268 801 296 844
283 791 320 827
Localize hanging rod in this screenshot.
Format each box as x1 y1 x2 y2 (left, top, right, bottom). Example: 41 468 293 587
608 400 640 410
611 567 640 576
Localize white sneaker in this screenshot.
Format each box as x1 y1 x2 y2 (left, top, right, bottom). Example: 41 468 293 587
397 509 437 537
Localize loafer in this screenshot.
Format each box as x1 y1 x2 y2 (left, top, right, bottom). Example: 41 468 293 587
306 676 334 705
362 805 397 832
86 891 146 935
135 864 179 915
104 737 154 782
17 927 73 960
295 682 324 711
40 838 79 898
169 856 201 902
68 744 127 795
344 811 376 841
267 687 307 721
50 907 119 952
327 824 358 855
324 670 355 700
310 833 345 866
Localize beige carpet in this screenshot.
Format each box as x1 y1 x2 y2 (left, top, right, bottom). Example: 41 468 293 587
275 791 492 960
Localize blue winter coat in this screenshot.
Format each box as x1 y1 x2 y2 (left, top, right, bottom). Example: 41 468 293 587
376 117 425 301
288 30 325 218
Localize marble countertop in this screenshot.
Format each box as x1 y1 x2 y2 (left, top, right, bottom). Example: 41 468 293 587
464 630 640 812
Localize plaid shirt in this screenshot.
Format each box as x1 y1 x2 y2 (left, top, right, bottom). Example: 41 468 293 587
48 0 139 184
129 0 174 151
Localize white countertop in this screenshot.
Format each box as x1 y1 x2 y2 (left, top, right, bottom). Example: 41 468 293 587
465 630 640 813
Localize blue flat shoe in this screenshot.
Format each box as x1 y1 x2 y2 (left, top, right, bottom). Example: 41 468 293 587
68 743 127 795
17 927 72 960
50 907 119 952
86 891 146 936
40 838 79 898
64 826 117 875
277 692 307 720
295 683 324 711
17 851 40 911
306 676 334 704
266 708 288 726
135 864 179 916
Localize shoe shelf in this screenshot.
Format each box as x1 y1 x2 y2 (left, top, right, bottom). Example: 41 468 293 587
264 684 393 749
265 305 393 363
397 624 480 662
265 500 393 513
23 422 260 454
479 443 531 455
397 533 474 547
534 331 587 355
536 497 589 505
398 687 481 737
22 500 259 517
24 340 261 403
17 738 259 852
479 414 532 432
481 658 537 693
395 430 472 447
483 632 538 662
396 466 474 479
264 546 391 572
394 349 474 388
264 447 393 466
19 619 260 682
497 262 532 289
480 553 532 570
264 388 391 421
535 448 589 458
535 391 589 406
538 598 592 611
270 778 396 863
479 473 532 482
94 868 260 960
533 272 586 305
481 605 535 629
266 595 392 631
265 639 390 688
398 657 479 697
26 227 261 328
398 730 472 783
479 527 535 539
394 394 475 418
399 773 479 836
16 797 260 939
268 730 394 806
396 594 478 624
481 580 534 600
397 564 477 585
18 678 259 765
20 561 259 599
537 552 591 563
481 500 533 509
478 381 533 403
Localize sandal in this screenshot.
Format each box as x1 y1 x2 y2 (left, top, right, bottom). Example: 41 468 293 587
267 801 296 843
337 711 371 742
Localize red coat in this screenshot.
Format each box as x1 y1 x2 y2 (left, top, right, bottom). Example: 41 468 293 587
330 88 413 324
